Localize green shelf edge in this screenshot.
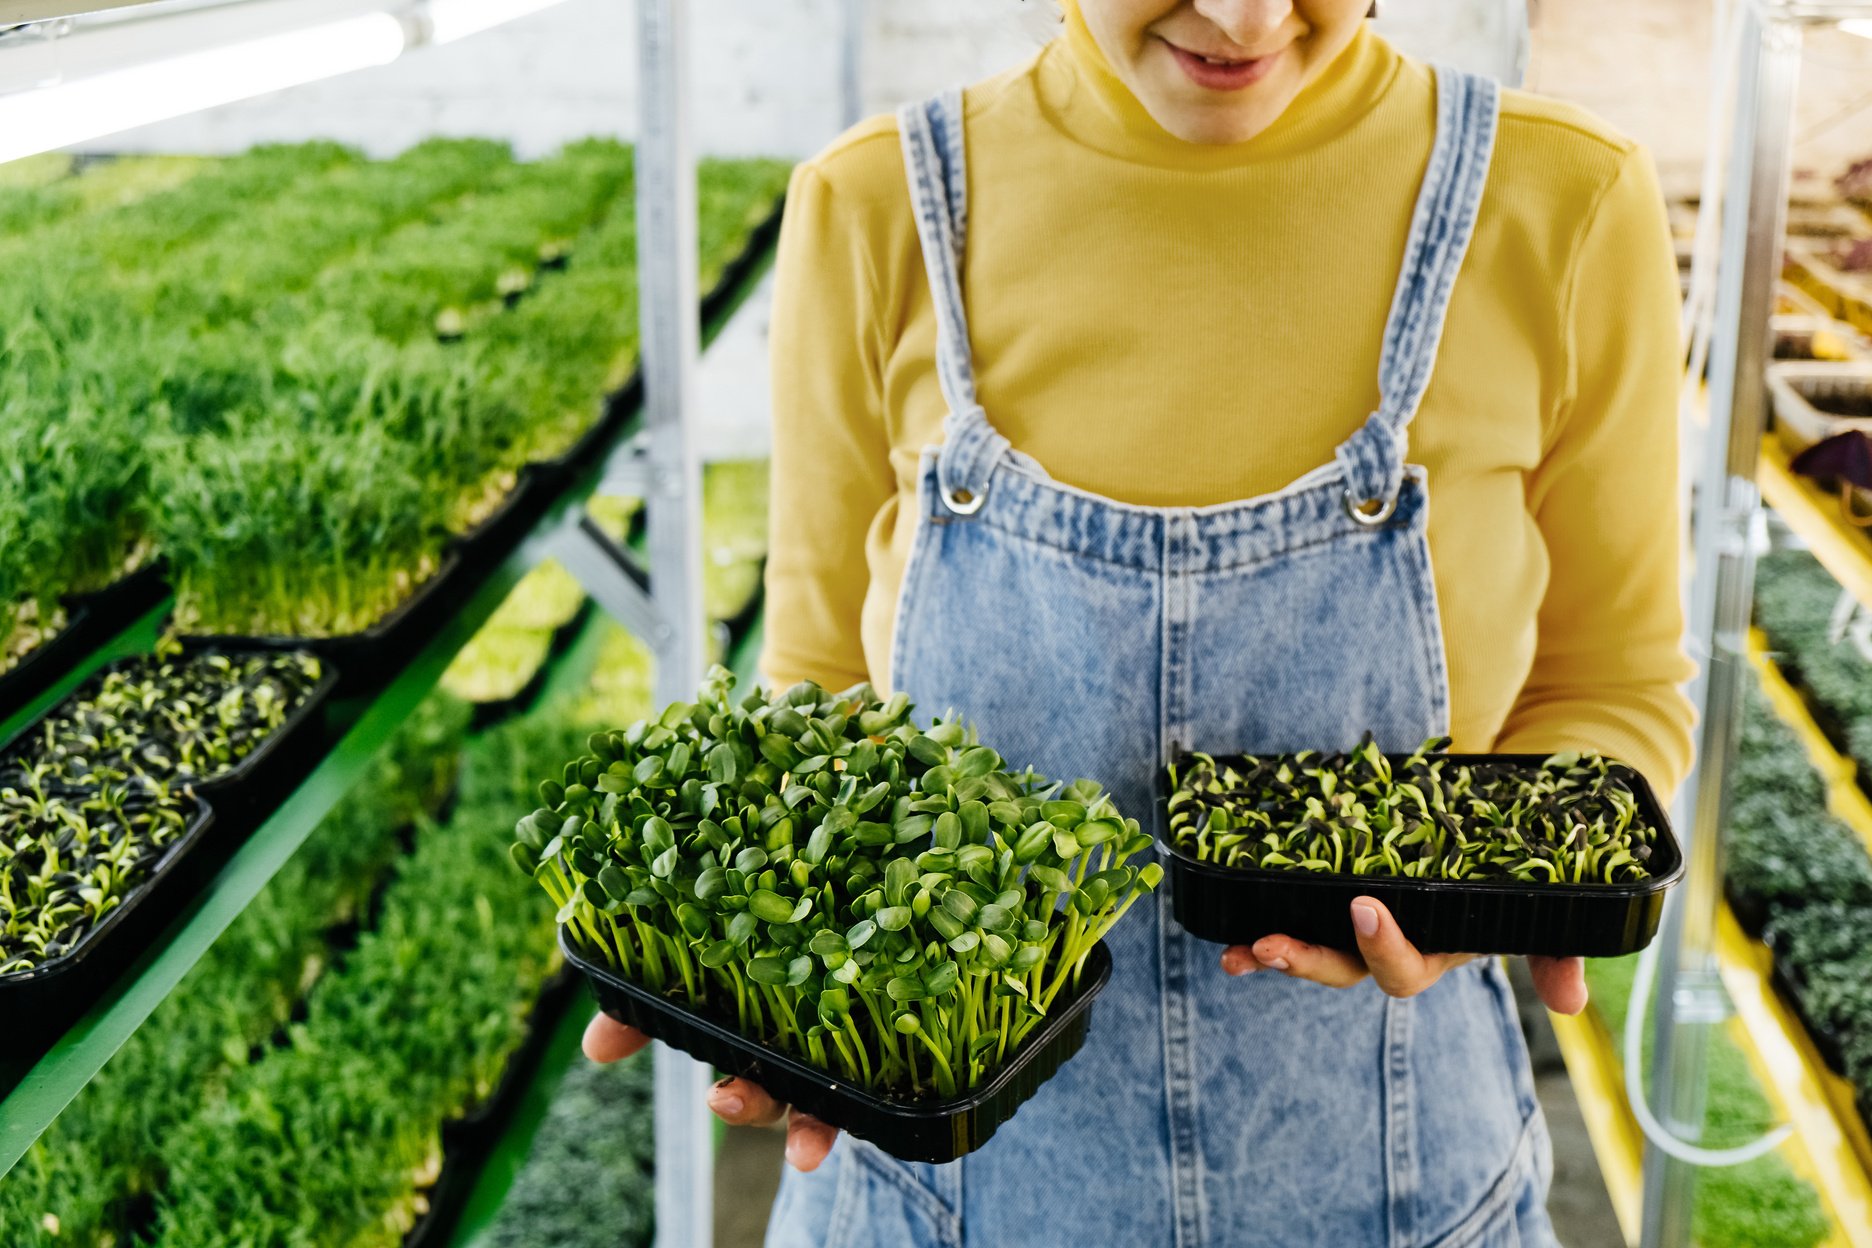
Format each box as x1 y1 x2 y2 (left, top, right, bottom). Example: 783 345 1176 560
0 210 784 1184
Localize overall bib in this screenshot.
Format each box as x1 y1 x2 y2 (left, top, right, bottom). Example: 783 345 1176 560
767 68 1557 1248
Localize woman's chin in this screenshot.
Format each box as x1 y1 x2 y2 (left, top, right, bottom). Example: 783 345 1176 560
1130 64 1301 145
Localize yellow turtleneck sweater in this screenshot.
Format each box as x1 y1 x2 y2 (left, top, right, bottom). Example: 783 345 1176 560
761 18 1695 796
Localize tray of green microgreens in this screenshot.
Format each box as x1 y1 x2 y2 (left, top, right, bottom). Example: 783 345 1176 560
1 648 333 807
1161 737 1683 957
515 667 1159 1162
0 647 329 1035
0 766 213 1042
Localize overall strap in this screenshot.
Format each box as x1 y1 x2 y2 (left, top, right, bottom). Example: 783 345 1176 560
1335 66 1500 518
899 89 1008 512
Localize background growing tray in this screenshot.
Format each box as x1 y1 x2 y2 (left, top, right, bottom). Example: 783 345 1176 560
190 655 339 817
180 551 470 695
1158 752 1685 957
527 372 642 485
563 928 1113 1163
0 796 216 1055
0 648 337 819
448 466 556 572
0 562 170 725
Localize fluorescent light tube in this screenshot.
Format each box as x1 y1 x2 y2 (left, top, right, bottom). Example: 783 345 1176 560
0 13 406 164
427 0 568 44
1842 18 1872 39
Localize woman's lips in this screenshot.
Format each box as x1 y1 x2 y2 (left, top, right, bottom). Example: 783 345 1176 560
1165 41 1284 91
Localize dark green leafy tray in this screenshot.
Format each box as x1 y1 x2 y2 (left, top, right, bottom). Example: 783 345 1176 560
1159 750 1683 956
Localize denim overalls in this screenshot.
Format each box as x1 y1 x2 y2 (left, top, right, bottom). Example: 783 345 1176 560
766 67 1557 1248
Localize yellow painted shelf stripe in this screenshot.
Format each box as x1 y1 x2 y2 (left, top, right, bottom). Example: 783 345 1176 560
1716 907 1872 1244
1760 435 1872 617
1550 1005 1644 1244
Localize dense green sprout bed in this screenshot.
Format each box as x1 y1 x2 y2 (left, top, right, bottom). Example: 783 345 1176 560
0 141 790 648
1744 549 1872 1114
0 692 469 1245
477 1056 654 1248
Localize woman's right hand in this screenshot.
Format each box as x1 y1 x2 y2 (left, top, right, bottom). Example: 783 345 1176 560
583 1014 841 1171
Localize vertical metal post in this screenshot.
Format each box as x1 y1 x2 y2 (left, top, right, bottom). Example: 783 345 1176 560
840 0 864 128
637 0 713 1244
1640 5 1800 1245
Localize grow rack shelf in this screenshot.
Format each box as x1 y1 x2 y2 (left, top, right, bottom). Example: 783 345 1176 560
1546 630 1872 1245
1550 912 1872 1248
0 216 784 1184
1758 435 1872 620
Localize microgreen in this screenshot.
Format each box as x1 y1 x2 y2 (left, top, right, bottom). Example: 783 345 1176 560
514 667 1159 1100
0 773 196 975
1168 736 1658 885
4 648 323 791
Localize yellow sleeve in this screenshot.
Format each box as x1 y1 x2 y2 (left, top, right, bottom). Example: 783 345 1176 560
760 159 896 692
1491 142 1697 798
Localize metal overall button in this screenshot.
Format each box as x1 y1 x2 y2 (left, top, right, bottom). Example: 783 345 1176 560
1344 490 1399 527
943 483 987 515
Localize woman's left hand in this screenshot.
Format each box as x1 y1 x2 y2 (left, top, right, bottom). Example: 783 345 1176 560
1220 896 1589 1015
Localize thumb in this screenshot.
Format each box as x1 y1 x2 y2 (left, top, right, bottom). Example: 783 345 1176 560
1530 955 1588 1015
1350 897 1430 997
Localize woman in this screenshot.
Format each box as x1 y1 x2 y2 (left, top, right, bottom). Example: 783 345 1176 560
586 1 1694 1242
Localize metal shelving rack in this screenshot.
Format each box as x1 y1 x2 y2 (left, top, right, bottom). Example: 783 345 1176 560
0 4 736 1247
1647 3 1872 1245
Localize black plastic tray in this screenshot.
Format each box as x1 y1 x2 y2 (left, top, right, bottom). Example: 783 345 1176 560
1725 881 1771 940
717 555 768 649
1766 953 1849 1076
1159 752 1685 957
191 656 339 815
699 197 786 329
564 927 1112 1163
0 648 337 822
527 371 643 486
0 795 215 1054
179 551 468 695
465 658 552 733
0 562 169 726
449 467 556 574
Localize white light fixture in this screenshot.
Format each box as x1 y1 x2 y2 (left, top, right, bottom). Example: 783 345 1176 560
427 0 569 45
1842 18 1872 39
0 13 407 164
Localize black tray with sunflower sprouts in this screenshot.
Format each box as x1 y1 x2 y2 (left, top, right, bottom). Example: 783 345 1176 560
1159 738 1683 957
516 668 1158 1161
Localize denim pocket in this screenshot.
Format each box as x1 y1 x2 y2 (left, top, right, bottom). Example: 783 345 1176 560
824 1140 961 1248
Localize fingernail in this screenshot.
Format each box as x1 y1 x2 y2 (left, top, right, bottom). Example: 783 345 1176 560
1263 956 1289 971
714 1092 744 1116
1221 950 1256 976
1352 903 1379 938
786 1137 812 1168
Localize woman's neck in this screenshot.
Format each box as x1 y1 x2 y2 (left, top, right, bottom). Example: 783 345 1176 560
1039 12 1399 170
